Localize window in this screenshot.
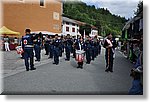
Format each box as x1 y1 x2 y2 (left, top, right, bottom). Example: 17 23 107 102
66 27 69 32
66 22 69 25
72 23 75 26
40 0 44 7
53 12 60 20
72 28 75 32
77 29 79 33
53 24 59 30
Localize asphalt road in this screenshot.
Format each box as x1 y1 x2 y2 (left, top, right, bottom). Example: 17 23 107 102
2 48 133 95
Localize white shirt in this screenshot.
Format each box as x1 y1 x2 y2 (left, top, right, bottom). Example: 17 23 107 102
79 43 81 50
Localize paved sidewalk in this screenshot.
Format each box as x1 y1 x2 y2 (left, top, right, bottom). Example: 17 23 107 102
1 49 62 78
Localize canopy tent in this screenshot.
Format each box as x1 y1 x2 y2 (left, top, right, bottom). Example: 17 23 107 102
0 26 20 36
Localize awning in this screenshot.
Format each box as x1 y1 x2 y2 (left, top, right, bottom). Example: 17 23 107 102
122 16 141 31
31 31 62 36
0 26 20 35
62 33 81 36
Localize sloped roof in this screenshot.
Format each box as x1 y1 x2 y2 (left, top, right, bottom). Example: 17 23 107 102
75 20 86 26
122 16 141 30
63 17 78 24
63 16 97 29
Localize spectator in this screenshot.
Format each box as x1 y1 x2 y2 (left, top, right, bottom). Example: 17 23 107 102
14 37 18 46
4 36 10 51
129 69 143 95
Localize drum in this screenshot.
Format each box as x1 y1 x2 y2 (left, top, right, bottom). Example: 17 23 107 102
75 50 85 62
16 46 24 54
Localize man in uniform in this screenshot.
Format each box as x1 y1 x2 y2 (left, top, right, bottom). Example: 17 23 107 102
72 36 77 58
58 36 64 57
34 33 42 62
53 34 60 65
98 39 101 55
93 36 99 58
22 29 36 71
48 36 54 59
84 36 92 64
64 34 73 61
44 34 50 55
104 33 114 72
91 39 95 61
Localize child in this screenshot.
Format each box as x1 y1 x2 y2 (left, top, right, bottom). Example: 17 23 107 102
129 69 143 95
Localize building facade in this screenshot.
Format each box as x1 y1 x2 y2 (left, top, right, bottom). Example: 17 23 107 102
2 0 62 37
62 17 80 37
90 26 98 38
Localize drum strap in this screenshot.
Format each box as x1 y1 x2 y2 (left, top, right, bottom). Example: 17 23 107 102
79 43 81 50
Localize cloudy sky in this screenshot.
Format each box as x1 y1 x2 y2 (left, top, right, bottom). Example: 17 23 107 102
81 0 141 19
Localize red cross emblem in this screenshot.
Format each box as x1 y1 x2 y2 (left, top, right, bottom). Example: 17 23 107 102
23 39 28 45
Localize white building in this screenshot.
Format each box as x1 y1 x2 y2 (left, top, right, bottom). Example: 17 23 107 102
62 17 81 37
89 25 98 38
90 29 98 37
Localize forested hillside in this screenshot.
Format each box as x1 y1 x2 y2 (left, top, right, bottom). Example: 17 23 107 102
63 1 127 37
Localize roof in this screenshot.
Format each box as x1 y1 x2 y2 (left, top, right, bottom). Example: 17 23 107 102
91 25 98 30
62 17 97 29
75 20 86 26
122 16 141 30
63 17 78 24
63 16 87 26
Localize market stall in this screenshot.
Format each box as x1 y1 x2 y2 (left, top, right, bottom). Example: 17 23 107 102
0 26 20 50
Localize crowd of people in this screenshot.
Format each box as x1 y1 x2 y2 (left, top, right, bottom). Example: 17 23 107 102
20 29 119 72
2 28 142 95
21 29 104 70
120 36 143 95
0 36 19 51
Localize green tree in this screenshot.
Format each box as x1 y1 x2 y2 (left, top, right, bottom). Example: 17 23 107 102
134 1 143 16
63 1 127 37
